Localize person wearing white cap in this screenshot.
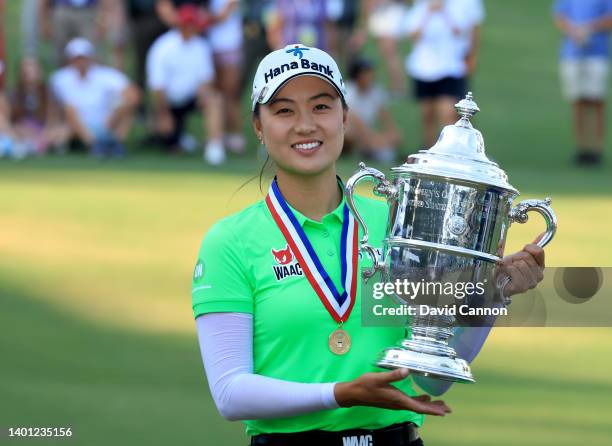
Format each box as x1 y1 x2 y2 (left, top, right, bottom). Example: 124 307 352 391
146 4 226 164
192 43 452 446
50 37 140 158
39 0 101 67
191 43 547 446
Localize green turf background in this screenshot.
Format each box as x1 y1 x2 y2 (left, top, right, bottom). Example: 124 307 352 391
1 1 612 445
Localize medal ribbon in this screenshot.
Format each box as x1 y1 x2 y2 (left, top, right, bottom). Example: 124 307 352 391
265 179 358 323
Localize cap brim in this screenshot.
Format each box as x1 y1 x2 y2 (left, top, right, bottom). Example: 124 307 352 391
254 72 345 110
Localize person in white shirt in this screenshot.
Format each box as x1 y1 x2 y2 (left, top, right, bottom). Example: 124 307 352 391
404 0 471 148
458 0 485 77
345 57 401 163
353 0 411 95
209 0 245 154
0 57 9 136
50 38 140 158
147 4 225 165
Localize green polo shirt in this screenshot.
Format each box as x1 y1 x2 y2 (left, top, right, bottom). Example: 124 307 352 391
192 192 424 436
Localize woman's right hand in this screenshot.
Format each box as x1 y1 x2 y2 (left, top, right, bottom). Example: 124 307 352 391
334 368 452 416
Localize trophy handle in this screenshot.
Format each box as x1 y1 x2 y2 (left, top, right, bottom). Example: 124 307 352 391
497 197 557 306
497 198 557 306
509 197 557 248
345 162 397 279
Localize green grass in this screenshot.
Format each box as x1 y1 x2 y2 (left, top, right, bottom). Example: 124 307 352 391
2 0 612 444
0 284 241 445
1 158 611 446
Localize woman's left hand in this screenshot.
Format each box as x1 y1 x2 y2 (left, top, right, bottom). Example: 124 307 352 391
497 237 545 298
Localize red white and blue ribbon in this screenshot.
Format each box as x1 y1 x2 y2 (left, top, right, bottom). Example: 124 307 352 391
265 178 358 323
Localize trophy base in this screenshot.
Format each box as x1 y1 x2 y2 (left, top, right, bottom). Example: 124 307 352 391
376 347 475 383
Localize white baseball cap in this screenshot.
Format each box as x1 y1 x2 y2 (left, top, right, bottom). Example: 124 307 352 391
65 37 95 60
251 44 347 111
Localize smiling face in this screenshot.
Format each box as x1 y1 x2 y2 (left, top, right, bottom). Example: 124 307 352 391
253 76 347 178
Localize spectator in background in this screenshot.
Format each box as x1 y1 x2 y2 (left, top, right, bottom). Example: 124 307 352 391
126 0 167 92
326 0 360 69
457 0 484 80
100 0 128 70
11 57 70 154
240 0 272 94
156 0 209 27
266 0 329 50
554 0 612 166
0 0 6 113
0 67 6 134
357 0 411 95
345 57 401 162
404 0 470 148
147 5 225 164
21 0 41 58
50 38 140 158
0 0 6 97
0 0 13 155
40 0 104 66
209 0 246 154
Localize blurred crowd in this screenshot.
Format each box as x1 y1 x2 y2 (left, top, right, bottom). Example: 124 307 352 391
0 0 610 166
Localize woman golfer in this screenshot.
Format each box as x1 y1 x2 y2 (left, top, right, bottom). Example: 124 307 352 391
192 44 545 446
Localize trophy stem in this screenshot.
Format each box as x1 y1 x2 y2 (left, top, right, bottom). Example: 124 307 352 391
376 307 475 383
402 313 456 358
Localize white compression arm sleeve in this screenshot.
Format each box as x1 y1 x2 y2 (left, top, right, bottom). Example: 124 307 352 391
196 312 339 421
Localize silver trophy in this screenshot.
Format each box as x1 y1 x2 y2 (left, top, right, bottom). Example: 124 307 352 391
345 93 557 383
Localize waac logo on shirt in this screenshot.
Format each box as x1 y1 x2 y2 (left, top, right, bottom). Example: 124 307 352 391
342 434 372 446
271 244 303 281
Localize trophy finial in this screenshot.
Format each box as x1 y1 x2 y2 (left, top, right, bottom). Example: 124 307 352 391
455 92 480 124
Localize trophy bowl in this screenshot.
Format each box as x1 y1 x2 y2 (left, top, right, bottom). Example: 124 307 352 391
345 93 557 383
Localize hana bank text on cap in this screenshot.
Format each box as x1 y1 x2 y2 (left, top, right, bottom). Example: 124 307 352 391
251 44 347 111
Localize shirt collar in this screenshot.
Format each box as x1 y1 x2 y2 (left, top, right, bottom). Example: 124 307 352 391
282 176 346 227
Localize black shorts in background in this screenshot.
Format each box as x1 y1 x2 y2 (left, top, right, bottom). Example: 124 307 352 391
162 97 198 148
413 76 467 100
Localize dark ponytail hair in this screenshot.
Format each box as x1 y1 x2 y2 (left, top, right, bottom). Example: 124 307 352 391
233 104 273 195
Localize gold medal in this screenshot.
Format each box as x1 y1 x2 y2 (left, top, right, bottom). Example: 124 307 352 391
328 328 351 355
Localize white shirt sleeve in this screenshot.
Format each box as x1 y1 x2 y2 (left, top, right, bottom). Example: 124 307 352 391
402 4 425 35
470 0 485 25
196 312 339 421
102 67 130 93
146 37 167 91
195 38 215 85
49 71 66 104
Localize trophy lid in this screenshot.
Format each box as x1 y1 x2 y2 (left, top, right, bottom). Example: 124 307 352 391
392 92 517 193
